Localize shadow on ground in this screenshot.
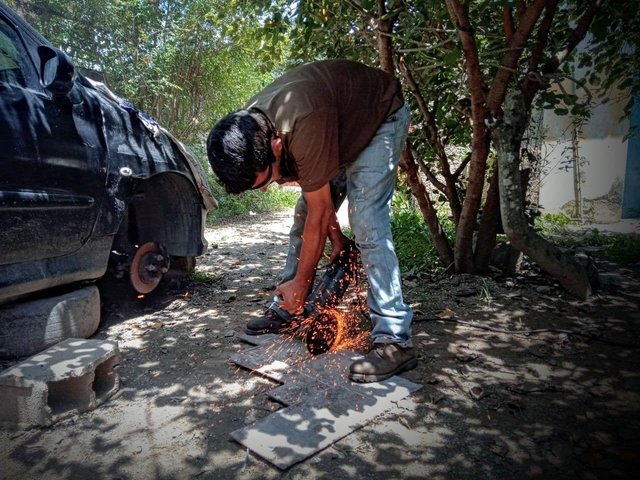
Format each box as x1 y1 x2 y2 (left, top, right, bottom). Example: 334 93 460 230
1 211 639 479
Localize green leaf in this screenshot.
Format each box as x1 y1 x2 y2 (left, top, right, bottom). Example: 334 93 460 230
444 49 459 66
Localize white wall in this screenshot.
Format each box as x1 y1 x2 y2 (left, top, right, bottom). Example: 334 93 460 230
537 98 630 215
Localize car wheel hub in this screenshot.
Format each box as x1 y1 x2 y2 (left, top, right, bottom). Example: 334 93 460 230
130 242 169 294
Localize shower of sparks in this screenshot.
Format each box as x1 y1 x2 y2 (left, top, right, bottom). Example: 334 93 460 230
238 241 372 381
301 307 370 355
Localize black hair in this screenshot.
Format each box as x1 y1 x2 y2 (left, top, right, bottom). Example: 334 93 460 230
206 108 275 194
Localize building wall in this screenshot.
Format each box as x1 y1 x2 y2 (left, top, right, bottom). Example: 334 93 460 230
537 95 632 222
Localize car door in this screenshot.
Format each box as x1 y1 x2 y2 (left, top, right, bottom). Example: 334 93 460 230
0 11 106 267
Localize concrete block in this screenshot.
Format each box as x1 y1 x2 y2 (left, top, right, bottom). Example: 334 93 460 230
0 338 119 428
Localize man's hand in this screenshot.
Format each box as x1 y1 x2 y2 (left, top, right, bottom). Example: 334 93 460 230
275 278 310 315
327 213 349 263
328 232 350 263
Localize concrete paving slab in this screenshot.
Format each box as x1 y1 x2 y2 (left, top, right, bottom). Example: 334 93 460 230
237 332 280 346
230 386 371 470
229 335 422 469
229 337 311 382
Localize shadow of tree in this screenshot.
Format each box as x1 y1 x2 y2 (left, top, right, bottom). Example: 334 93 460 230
1 212 639 479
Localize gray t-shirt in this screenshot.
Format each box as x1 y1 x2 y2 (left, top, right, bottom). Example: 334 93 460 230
246 60 404 192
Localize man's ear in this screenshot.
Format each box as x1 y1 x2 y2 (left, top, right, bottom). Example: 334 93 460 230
271 136 283 158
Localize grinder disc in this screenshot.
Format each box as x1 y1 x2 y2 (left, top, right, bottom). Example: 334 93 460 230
305 312 339 355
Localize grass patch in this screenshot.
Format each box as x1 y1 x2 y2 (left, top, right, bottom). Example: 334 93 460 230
187 269 223 283
390 191 453 276
535 213 640 264
553 230 640 263
206 181 299 223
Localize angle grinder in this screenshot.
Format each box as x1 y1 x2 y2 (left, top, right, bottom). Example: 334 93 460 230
303 239 360 355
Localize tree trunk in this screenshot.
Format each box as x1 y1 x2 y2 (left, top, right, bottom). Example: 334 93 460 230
570 122 584 220
445 0 491 274
400 149 454 267
375 0 396 74
494 89 592 300
474 146 500 272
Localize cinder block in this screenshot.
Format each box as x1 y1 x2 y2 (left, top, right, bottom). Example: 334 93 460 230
0 338 119 428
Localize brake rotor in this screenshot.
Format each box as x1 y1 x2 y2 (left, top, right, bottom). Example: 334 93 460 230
130 242 170 294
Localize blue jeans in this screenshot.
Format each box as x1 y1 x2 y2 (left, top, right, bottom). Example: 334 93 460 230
271 103 413 347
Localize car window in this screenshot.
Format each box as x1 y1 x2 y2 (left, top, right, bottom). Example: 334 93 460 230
0 18 27 87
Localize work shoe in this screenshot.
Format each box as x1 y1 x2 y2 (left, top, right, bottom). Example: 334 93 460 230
245 309 296 335
349 343 418 383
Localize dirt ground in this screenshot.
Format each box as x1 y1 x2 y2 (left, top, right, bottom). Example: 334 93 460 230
1 210 639 480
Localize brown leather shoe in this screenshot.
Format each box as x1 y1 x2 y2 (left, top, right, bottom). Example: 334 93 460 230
349 343 418 383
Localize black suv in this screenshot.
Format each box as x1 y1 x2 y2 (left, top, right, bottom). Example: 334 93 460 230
0 3 217 305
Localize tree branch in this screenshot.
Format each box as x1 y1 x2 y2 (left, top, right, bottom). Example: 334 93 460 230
413 149 447 193
453 153 471 178
486 0 548 113
400 148 454 266
541 0 603 75
343 0 370 18
502 7 514 43
399 59 462 222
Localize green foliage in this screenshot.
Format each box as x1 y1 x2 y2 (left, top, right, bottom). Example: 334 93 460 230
534 212 575 236
595 234 640 264
187 269 222 283
581 0 640 121
9 0 286 145
207 183 299 222
391 208 439 275
390 189 453 276
534 213 640 264
559 232 640 264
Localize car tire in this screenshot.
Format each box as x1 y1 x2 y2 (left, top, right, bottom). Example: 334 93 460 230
159 256 196 290
0 285 101 360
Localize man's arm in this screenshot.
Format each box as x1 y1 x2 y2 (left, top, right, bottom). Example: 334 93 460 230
275 183 333 314
327 209 351 263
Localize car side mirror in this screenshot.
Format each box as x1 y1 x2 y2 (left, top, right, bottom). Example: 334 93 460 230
37 46 76 97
